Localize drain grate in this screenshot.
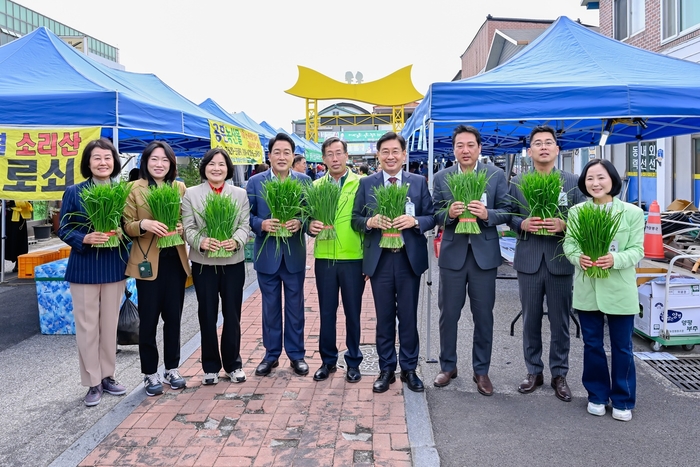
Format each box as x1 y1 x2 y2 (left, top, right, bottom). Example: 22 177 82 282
646 358 700 392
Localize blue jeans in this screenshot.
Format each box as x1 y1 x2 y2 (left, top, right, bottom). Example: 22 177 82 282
577 310 636 410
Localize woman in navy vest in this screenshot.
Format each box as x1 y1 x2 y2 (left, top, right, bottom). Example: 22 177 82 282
58 138 129 407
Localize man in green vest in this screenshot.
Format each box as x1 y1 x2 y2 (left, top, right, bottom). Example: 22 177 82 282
308 137 365 383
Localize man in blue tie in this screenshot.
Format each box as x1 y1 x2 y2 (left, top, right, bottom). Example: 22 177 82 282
351 132 435 393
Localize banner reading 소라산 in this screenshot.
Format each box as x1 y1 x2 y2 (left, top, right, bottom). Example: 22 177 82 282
0 127 101 200
209 120 263 165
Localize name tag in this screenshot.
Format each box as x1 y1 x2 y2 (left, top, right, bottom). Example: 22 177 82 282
480 192 488 206
558 190 568 206
609 240 619 253
405 198 415 216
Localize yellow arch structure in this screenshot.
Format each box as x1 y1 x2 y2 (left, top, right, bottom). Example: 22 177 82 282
285 65 423 142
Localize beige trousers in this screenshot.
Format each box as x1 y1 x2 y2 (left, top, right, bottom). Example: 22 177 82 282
70 280 126 387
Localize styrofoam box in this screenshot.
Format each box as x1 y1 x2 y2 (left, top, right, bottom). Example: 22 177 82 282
636 276 700 337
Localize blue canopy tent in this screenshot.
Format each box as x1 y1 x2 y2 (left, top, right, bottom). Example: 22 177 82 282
401 16 700 204
0 27 223 156
231 111 275 150
259 121 303 155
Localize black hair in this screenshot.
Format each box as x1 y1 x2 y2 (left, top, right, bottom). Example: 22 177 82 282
321 136 348 155
452 125 482 147
199 148 234 181
139 141 177 183
376 132 406 152
529 125 557 146
268 133 295 153
293 155 306 166
128 168 140 182
80 138 121 179
578 159 622 198
359 164 369 175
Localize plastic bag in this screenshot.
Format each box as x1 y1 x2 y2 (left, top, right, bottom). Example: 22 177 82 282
117 289 140 345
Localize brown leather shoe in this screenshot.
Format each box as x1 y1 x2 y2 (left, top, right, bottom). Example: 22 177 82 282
551 376 572 402
472 374 493 396
518 373 544 394
433 369 458 387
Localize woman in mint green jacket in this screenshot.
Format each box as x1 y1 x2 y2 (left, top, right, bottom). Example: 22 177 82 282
563 159 644 422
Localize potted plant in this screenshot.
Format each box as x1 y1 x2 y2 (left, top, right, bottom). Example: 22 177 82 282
31 201 53 241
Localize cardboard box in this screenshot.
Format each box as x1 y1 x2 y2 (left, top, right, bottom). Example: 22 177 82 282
636 276 700 337
35 259 138 335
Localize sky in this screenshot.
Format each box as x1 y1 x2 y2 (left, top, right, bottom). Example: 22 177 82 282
18 0 599 132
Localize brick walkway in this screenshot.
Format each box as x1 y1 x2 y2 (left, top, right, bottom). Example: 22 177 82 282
79 245 412 467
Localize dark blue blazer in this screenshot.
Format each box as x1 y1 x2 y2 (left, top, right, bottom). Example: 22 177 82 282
246 169 312 275
351 171 435 277
57 179 129 284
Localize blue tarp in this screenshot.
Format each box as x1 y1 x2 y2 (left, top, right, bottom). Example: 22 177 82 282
0 27 224 155
402 16 700 155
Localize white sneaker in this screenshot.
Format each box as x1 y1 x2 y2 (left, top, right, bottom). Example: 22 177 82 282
587 402 606 416
612 408 632 422
226 368 246 383
202 373 219 385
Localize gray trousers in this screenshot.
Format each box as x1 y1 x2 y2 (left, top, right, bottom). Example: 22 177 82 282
438 245 497 375
517 259 572 377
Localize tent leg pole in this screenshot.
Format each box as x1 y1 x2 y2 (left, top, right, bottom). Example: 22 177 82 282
637 125 643 209
425 232 437 363
1 199 6 283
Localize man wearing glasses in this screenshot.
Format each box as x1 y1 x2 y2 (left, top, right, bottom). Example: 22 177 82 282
508 125 585 402
432 125 511 395
351 132 435 393
308 137 365 383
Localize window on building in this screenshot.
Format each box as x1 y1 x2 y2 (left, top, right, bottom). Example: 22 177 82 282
614 0 645 40
663 0 700 40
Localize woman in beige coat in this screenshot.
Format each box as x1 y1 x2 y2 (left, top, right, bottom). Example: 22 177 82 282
182 148 250 385
124 141 191 396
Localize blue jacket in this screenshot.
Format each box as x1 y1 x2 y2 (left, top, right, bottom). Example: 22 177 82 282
58 179 129 284
246 169 312 275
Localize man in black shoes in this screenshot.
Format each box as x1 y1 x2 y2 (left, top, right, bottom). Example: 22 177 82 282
351 132 435 393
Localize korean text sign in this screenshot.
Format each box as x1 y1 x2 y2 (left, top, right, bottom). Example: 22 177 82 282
208 120 263 165
0 127 102 200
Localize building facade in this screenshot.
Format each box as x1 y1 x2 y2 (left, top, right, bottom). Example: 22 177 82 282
584 0 700 208
0 0 122 69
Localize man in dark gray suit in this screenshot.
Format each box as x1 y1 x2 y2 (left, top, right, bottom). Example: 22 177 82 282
351 132 435 394
433 125 511 395
509 125 586 402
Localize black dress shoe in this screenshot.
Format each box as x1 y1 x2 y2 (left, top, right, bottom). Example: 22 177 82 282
518 373 544 394
346 367 362 383
373 371 396 393
551 376 572 402
313 363 336 381
400 370 425 393
290 359 309 376
254 359 279 376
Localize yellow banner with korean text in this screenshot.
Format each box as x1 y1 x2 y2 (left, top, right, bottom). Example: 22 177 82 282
0 127 101 200
209 120 263 165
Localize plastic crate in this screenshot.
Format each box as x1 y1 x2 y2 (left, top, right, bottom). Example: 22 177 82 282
58 246 72 259
17 251 60 279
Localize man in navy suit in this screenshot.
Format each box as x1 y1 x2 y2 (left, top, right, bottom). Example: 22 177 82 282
432 125 511 395
351 132 435 393
247 133 312 377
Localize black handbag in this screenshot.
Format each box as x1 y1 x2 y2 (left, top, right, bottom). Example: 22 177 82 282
117 288 140 345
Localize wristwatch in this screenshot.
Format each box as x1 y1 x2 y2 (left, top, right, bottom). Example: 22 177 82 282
414 218 419 227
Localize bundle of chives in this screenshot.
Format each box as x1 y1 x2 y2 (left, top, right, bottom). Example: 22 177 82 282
79 181 132 248
303 180 342 241
371 183 409 249
144 183 184 248
201 192 240 258
445 170 488 234
566 203 623 279
261 176 303 238
516 171 563 236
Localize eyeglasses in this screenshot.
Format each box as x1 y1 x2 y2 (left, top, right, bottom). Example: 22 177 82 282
531 140 556 149
379 149 403 157
324 150 346 158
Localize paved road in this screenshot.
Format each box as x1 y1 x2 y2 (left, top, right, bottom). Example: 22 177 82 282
417 259 700 467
